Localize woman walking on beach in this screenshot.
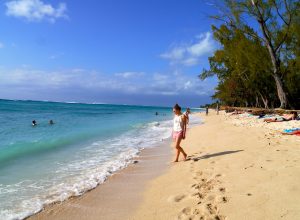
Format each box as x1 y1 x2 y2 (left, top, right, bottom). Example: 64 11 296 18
172 104 187 162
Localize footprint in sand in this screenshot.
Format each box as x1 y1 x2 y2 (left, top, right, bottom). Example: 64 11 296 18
219 187 226 193
192 171 203 178
181 207 191 215
191 183 197 188
192 183 201 189
206 203 218 215
191 192 205 199
178 207 192 219
179 207 206 220
222 196 228 203
168 194 186 202
193 173 205 180
215 215 227 220
207 195 216 201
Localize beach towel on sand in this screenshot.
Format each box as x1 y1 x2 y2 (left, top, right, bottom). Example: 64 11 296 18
283 129 300 136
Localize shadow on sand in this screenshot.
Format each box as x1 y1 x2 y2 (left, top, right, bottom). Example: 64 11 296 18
188 150 244 162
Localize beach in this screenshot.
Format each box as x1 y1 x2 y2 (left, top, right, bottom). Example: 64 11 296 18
28 111 300 220
3 0 300 219
132 111 300 220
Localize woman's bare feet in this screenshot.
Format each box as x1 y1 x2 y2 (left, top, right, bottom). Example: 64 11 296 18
183 153 187 161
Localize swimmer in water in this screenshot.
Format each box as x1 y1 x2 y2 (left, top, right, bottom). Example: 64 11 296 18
32 120 37 126
49 120 54 125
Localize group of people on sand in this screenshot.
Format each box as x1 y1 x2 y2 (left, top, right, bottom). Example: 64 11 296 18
263 111 298 123
228 109 299 123
32 120 54 126
227 109 300 137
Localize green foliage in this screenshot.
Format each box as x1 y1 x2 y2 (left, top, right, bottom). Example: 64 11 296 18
201 0 300 109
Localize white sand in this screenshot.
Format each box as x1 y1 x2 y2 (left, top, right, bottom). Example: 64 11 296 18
132 112 300 220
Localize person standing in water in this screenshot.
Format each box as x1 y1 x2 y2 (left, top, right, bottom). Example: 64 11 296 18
172 104 187 162
184 108 191 125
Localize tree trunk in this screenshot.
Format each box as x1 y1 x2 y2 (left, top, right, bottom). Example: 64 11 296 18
273 73 287 108
258 92 269 109
263 35 288 108
255 95 259 108
251 1 288 109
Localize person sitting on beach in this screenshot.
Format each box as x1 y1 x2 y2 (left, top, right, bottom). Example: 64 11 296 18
172 103 188 162
49 120 54 125
230 110 244 115
184 108 191 125
264 112 298 123
32 120 37 126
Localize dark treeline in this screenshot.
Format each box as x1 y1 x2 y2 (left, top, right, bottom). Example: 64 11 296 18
200 0 300 109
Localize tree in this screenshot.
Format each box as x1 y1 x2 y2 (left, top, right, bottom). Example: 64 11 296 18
200 25 277 108
208 0 300 108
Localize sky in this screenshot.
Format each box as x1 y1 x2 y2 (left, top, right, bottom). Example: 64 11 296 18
0 0 219 107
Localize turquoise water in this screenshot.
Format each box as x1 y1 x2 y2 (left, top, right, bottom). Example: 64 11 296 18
0 99 201 219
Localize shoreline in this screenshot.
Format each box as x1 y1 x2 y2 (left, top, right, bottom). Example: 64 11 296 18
27 111 300 219
27 113 202 220
28 138 173 220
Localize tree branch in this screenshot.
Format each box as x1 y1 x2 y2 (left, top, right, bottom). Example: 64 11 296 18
272 0 289 25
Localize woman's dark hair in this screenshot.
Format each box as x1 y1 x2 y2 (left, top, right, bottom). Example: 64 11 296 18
173 103 181 111
292 111 298 118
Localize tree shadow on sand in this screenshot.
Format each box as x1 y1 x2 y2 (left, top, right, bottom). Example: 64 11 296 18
188 150 244 162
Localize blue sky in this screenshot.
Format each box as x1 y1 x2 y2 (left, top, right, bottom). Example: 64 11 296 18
0 0 219 107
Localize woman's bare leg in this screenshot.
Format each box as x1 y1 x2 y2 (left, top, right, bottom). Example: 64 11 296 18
174 136 187 162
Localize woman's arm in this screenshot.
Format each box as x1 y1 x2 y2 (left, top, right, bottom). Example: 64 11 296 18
182 115 187 139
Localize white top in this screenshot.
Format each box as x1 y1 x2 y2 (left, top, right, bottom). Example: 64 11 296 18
173 115 184 132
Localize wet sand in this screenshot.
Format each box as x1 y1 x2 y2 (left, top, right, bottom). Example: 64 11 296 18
29 141 172 220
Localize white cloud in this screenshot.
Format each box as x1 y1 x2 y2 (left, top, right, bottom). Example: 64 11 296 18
160 47 185 60
5 0 67 22
182 57 198 66
0 67 215 97
187 33 214 56
0 67 218 106
160 32 216 66
0 42 4 48
115 72 145 78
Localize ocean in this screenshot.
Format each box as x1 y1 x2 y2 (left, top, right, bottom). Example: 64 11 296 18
0 99 201 219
